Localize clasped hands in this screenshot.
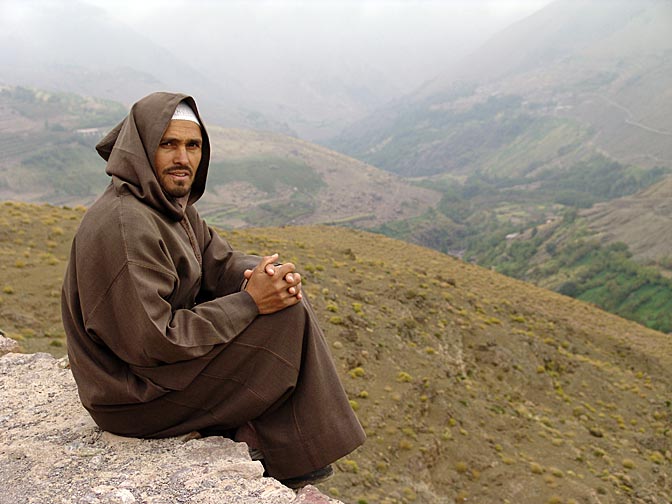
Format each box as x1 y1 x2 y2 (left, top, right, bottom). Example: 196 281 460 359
244 253 303 314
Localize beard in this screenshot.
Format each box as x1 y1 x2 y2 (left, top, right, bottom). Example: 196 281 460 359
158 166 194 198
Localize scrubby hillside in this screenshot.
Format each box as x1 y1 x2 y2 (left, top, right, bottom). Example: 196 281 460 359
0 86 125 204
326 1 672 335
1 202 670 503
202 126 440 229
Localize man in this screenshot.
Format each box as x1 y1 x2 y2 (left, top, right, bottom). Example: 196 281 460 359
61 92 365 488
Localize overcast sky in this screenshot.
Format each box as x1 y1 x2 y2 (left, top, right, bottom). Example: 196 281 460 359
80 0 556 93
0 0 557 137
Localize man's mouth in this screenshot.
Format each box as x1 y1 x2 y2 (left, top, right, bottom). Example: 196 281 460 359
166 168 192 180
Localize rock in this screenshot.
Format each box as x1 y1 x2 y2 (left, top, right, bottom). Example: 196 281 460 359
0 352 342 504
589 427 604 438
0 334 20 355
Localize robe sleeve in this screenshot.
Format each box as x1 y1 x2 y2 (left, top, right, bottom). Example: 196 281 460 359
85 259 259 369
198 222 261 299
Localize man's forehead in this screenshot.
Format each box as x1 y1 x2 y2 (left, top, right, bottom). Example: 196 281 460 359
161 120 203 139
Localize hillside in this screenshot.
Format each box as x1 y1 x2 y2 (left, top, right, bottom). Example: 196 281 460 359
0 86 125 204
0 86 440 229
583 177 672 262
202 126 440 229
332 0 672 176
2 202 671 503
326 0 672 333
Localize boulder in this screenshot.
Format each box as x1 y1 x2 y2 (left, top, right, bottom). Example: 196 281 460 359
0 333 20 355
0 352 341 504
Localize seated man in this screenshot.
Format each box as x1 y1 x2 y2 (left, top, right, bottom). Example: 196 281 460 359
61 91 365 488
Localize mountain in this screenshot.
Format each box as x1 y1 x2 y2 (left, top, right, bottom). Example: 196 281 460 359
583 177 672 264
0 86 125 204
0 0 441 141
325 0 672 332
0 86 440 229
2 202 671 503
0 0 289 133
331 0 672 176
201 126 440 229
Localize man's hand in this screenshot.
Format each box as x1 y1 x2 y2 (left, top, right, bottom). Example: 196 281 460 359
243 254 303 314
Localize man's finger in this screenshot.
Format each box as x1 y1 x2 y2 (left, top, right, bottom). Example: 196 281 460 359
289 280 302 297
256 254 278 276
276 262 296 279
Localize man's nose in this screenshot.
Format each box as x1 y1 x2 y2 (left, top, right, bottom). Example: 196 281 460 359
174 146 189 165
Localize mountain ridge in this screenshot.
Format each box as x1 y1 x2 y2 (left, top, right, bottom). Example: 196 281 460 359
332 0 672 176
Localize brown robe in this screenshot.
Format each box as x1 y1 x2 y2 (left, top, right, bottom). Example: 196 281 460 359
61 92 365 479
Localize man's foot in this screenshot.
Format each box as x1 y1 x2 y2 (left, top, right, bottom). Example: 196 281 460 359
248 447 264 461
280 465 334 489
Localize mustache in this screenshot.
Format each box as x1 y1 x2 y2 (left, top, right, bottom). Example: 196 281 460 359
164 166 193 175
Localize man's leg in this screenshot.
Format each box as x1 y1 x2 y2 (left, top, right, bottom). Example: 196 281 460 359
92 299 365 480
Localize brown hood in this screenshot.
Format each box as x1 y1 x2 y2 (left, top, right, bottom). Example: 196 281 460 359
96 92 211 221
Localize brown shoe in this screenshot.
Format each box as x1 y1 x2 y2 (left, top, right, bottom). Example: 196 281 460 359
280 465 334 489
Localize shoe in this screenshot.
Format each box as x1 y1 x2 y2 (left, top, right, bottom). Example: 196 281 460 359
280 465 334 489
248 447 264 461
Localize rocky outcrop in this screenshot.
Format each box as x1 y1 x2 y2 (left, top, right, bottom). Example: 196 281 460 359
0 333 19 355
0 352 341 504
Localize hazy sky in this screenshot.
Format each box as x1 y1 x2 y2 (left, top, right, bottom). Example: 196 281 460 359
83 0 555 26
81 0 556 93
0 0 557 137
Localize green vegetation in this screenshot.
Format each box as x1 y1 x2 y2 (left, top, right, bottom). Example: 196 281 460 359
373 150 671 332
2 86 126 127
0 86 125 201
208 156 325 195
336 94 537 177
466 218 672 332
20 145 107 196
538 157 668 208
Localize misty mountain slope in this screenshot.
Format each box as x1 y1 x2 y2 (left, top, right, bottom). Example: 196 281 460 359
0 86 440 230
331 0 672 176
0 0 289 133
0 1 203 101
0 86 125 203
0 0 423 140
200 126 442 229
583 176 672 262
324 0 672 337
420 0 668 89
2 202 671 503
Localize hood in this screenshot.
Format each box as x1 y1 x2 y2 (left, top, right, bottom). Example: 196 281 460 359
96 92 211 221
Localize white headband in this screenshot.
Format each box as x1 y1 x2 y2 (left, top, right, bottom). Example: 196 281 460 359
171 102 201 125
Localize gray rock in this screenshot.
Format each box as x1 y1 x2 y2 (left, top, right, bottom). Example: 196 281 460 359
0 334 20 356
0 352 342 504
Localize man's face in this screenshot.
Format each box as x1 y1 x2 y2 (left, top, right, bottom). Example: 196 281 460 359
154 120 203 198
